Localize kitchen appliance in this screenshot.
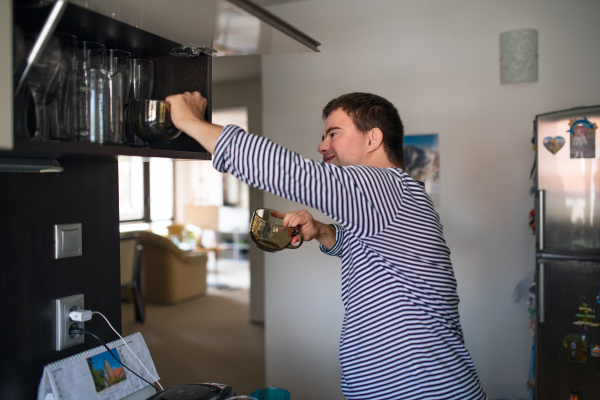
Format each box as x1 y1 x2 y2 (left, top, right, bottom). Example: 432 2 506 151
145 383 235 400
535 105 600 399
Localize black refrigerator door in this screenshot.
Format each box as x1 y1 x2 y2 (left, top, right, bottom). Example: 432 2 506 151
536 260 600 399
536 106 600 257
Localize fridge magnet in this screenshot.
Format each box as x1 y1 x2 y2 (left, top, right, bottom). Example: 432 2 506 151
404 134 440 207
563 333 588 363
542 136 565 154
570 388 579 400
590 345 600 358
568 117 597 159
529 209 535 234
572 298 599 328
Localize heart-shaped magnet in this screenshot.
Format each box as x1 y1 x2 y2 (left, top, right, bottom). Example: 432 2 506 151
543 136 565 155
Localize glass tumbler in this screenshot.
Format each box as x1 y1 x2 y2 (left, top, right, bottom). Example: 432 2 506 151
48 32 77 141
108 50 131 144
88 68 123 144
104 50 132 104
130 59 154 100
127 59 154 146
25 35 62 141
14 26 29 138
92 49 131 144
69 41 106 142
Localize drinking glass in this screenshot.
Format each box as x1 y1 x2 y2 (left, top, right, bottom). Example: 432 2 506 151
25 35 62 141
130 59 154 100
13 26 27 88
91 49 131 144
48 32 77 141
104 50 132 103
14 26 29 138
88 68 115 144
108 50 131 144
127 59 154 146
69 41 105 142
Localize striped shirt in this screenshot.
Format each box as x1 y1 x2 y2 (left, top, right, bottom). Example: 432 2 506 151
214 125 487 400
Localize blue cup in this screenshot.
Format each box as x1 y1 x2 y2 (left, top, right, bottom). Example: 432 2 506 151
249 388 291 400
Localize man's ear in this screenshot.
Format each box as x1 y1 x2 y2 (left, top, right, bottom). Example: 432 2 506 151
367 128 384 152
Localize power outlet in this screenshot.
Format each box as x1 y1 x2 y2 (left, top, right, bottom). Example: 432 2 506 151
55 294 85 351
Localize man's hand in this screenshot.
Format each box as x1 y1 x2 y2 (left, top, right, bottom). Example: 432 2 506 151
166 91 207 130
165 91 222 154
272 209 337 250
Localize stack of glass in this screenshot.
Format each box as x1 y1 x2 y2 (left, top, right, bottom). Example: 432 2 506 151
15 29 156 147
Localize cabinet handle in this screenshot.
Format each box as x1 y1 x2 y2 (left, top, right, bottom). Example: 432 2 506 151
538 190 545 252
15 0 70 94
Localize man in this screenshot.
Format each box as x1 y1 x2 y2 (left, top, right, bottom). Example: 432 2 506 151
167 91 487 400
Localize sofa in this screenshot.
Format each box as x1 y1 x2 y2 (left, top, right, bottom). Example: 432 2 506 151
136 231 208 304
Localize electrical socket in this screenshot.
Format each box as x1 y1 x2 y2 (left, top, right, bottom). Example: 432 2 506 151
55 294 85 351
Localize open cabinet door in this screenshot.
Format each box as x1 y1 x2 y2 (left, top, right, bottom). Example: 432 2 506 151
0 0 12 150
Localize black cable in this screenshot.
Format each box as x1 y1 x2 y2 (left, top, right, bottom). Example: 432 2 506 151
70 327 160 393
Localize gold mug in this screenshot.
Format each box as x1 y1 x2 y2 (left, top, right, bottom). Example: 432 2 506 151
250 208 303 252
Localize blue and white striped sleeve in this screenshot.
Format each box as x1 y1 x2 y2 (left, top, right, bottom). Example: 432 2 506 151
319 223 344 257
213 125 404 237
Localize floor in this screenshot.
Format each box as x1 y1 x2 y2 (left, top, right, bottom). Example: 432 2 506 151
206 255 251 289
121 258 264 396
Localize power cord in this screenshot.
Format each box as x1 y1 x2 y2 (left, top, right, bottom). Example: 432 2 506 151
92 311 164 391
68 309 164 392
69 326 160 393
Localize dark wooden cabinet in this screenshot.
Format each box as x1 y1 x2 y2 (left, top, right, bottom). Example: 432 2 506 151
0 3 213 399
10 2 212 160
0 159 123 399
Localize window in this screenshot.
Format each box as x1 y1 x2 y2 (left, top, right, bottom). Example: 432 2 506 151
118 157 174 225
150 159 174 222
118 157 144 221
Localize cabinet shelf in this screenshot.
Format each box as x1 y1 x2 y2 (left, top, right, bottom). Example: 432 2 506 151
4 138 212 161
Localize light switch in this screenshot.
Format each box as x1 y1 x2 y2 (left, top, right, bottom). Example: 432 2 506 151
55 224 82 259
62 230 81 253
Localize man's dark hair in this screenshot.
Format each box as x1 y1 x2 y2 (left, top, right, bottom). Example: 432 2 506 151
322 92 405 168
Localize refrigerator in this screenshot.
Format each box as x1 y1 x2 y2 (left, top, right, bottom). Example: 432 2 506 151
535 105 600 399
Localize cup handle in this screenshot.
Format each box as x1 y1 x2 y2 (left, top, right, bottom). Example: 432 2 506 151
286 232 303 250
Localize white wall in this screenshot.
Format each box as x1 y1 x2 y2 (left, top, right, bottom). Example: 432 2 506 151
259 1 600 399
213 77 266 323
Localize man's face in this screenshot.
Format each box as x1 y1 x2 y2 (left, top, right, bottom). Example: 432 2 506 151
319 108 370 166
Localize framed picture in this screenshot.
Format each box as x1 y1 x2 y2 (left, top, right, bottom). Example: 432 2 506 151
404 133 440 206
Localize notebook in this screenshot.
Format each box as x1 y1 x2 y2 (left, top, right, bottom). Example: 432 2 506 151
37 332 160 400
